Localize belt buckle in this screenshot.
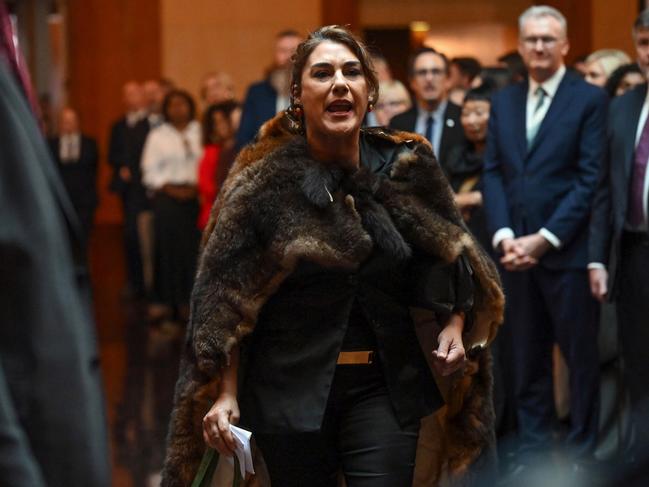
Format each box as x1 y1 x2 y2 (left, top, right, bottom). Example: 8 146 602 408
337 351 374 365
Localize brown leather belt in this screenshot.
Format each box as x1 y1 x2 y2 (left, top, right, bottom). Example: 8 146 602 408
337 351 374 365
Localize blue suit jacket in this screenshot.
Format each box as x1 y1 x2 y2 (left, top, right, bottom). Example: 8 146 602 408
483 72 608 269
235 79 277 150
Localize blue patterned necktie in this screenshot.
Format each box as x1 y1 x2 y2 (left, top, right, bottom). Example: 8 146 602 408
424 115 434 144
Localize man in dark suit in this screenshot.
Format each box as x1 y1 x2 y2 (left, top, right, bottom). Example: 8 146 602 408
589 9 649 458
48 107 98 247
483 5 607 472
236 30 302 149
0 61 109 487
389 47 465 171
108 80 152 298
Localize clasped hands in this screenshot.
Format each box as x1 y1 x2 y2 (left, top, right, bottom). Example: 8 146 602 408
500 233 551 271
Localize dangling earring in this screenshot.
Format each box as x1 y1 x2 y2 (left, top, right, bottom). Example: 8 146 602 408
368 103 374 112
284 83 306 134
286 100 305 135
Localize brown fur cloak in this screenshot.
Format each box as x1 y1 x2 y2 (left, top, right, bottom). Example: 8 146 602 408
161 112 505 487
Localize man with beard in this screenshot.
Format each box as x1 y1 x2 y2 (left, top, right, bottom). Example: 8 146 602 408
235 29 302 149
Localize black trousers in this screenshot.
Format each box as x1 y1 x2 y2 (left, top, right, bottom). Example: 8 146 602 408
255 361 419 487
617 231 649 454
502 265 600 461
121 186 149 296
152 193 199 307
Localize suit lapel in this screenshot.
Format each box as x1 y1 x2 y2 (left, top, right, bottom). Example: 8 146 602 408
511 81 528 161
439 103 459 164
527 74 574 157
623 84 647 181
405 107 418 132
53 138 61 164
78 136 87 163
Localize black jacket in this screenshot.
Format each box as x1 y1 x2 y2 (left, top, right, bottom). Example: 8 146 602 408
108 116 150 207
388 101 465 171
48 135 99 213
590 83 649 292
0 64 109 487
235 79 277 150
238 141 476 432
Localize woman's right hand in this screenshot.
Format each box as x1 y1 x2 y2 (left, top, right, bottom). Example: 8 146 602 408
202 392 240 456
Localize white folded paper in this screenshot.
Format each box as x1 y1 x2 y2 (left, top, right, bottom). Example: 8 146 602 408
225 424 255 479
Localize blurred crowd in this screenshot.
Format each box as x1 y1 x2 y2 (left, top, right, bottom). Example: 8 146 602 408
5 2 649 486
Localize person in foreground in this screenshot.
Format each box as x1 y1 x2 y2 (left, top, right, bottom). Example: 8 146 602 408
162 26 504 487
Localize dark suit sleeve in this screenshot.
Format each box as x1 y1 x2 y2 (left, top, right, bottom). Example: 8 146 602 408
589 98 617 265
107 121 122 168
236 84 262 150
482 94 512 239
87 137 99 208
0 361 46 487
0 64 110 487
47 138 58 162
543 89 608 245
388 109 413 132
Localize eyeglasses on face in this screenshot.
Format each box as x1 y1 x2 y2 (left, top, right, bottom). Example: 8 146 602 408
413 67 446 78
522 36 559 48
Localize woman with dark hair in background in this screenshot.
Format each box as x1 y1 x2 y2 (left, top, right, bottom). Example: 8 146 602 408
142 89 201 322
162 26 504 487
197 100 241 230
604 62 645 97
446 82 521 452
445 83 494 250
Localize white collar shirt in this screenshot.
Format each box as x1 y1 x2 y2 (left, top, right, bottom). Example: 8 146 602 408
59 133 81 162
141 121 201 190
415 99 448 160
126 110 146 127
526 64 566 132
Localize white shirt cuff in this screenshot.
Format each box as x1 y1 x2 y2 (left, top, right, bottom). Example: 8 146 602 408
492 228 515 251
587 263 606 270
539 228 561 249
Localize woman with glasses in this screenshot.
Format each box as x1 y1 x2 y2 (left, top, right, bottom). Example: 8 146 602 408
142 89 201 322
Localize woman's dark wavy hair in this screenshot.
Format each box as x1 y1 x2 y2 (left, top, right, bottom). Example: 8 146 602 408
201 100 241 145
604 62 642 98
463 78 497 104
162 89 196 123
290 25 379 107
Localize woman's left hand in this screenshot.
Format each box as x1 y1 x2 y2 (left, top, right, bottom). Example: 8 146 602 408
433 313 466 376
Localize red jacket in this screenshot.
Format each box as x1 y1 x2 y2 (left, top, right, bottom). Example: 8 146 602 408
197 143 221 229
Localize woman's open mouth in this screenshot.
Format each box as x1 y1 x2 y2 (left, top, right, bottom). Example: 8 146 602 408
326 100 354 117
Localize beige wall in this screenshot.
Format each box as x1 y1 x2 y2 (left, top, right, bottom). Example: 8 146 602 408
360 0 532 26
161 0 320 102
360 0 531 65
591 0 637 58
160 0 640 102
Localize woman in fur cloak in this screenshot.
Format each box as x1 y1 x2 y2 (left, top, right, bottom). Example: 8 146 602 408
162 26 504 487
